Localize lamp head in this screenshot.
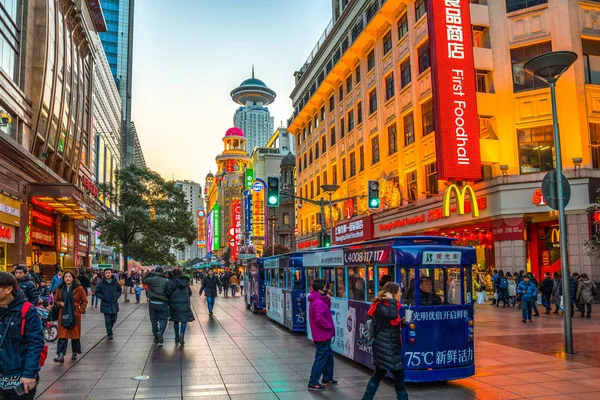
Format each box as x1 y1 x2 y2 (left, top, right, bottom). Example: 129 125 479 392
572 157 583 164
523 51 578 84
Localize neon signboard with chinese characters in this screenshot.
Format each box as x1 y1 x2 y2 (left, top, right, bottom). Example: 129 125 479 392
213 205 220 252
230 200 242 259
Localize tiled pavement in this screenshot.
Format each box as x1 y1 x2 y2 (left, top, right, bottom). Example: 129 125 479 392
35 291 600 399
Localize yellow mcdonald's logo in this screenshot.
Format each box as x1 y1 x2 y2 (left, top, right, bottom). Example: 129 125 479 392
551 228 560 243
442 184 479 218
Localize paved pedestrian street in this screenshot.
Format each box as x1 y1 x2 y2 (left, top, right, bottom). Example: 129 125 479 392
36 293 600 400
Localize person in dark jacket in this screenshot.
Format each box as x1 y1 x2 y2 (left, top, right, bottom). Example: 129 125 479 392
517 275 538 323
165 269 194 345
307 279 335 392
576 273 597 318
14 265 39 306
540 272 554 314
496 270 509 308
221 271 231 298
28 269 41 287
361 282 408 400
95 269 122 340
123 272 134 302
0 272 45 399
143 266 170 343
199 269 222 316
419 276 442 306
527 273 540 317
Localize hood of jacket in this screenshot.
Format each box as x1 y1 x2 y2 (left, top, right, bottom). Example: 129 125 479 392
308 291 331 307
580 279 594 289
173 275 190 288
17 275 32 283
4 290 27 312
103 277 118 285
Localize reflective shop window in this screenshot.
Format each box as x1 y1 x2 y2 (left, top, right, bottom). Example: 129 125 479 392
518 126 555 174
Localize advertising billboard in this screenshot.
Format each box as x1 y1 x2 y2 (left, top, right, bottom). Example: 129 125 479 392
230 200 242 260
206 209 214 252
427 0 481 181
213 204 220 251
197 209 206 248
333 215 373 245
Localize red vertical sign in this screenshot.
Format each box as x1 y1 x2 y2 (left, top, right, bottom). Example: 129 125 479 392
427 0 481 181
230 200 242 260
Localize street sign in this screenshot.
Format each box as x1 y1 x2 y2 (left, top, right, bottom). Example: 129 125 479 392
541 171 571 211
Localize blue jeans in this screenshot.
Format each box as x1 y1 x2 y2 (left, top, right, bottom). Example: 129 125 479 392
309 340 334 386
206 296 216 313
230 285 237 296
532 300 539 315
522 300 534 321
91 294 99 307
542 294 551 311
362 367 408 400
149 302 169 335
173 321 187 336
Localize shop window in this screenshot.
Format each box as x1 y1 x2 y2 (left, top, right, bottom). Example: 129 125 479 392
355 65 361 84
346 75 352 94
348 267 366 301
590 123 600 168
398 13 408 39
329 95 335 113
342 157 347 181
418 40 430 74
406 170 418 201
369 89 377 115
476 69 495 93
330 126 336 147
511 41 552 92
385 73 395 101
506 0 547 13
400 58 411 88
583 39 600 85
359 146 365 172
350 151 356 177
347 109 354 131
383 30 392 55
357 101 363 124
473 26 491 49
404 112 415 146
422 100 434 136
388 122 398 155
415 0 427 21
479 116 499 140
371 135 380 165
425 162 439 196
518 125 555 174
367 49 375 72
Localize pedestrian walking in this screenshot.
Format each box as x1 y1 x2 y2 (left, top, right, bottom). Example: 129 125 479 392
517 275 538 323
53 272 88 363
540 272 554 314
496 270 509 308
49 269 63 295
221 271 230 298
551 272 561 314
576 273 597 318
506 272 517 307
123 272 134 303
13 266 39 306
95 269 122 340
360 282 409 400
165 268 194 345
307 279 335 391
0 272 45 399
90 273 100 308
490 269 498 306
528 273 541 317
142 266 170 344
134 285 142 303
239 274 245 296
199 269 221 316
229 274 239 297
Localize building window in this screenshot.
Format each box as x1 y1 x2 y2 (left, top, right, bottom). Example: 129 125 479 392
505 0 548 13
422 100 434 136
347 110 354 131
283 213 290 225
339 85 344 102
583 39 600 85
398 13 408 39
308 121 313 135
316 176 321 196
517 126 555 174
511 41 552 92
357 101 363 125
309 149 313 164
315 142 320 158
346 75 352 94
350 152 357 177
479 116 499 140
369 89 377 115
591 123 600 168
304 153 307 170
367 49 375 71
323 171 328 186
383 30 392 55
400 58 411 88
388 123 398 155
418 41 430 74
359 146 365 171
406 170 418 202
473 26 491 49
371 135 380 165
330 126 336 146
355 65 361 84
332 164 338 184
329 95 335 112
425 163 438 195
385 73 395 101
340 117 345 138
476 69 495 93
404 112 415 146
320 106 325 121
415 0 427 21
322 135 327 151
342 158 347 181
310 181 314 198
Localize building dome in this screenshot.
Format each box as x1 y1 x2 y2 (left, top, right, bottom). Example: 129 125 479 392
206 172 214 178
281 152 296 167
230 66 276 106
225 127 244 137
239 77 268 88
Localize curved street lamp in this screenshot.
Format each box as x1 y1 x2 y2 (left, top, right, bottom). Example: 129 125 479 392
524 51 577 355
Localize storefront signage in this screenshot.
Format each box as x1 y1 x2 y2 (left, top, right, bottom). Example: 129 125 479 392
0 224 15 243
245 194 252 238
213 205 220 251
423 251 462 265
303 250 344 267
82 176 99 197
542 250 551 267
333 215 373 245
60 232 69 252
532 189 547 206
32 210 54 227
492 218 525 241
252 181 265 238
344 246 391 266
0 193 20 226
245 169 254 189
31 227 55 246
297 239 319 250
207 209 214 252
427 0 481 181
442 185 479 218
78 232 89 249
197 209 206 248
230 200 242 259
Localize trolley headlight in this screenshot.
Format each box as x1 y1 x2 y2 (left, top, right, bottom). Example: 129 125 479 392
409 323 416 330
409 338 416 345
468 319 474 327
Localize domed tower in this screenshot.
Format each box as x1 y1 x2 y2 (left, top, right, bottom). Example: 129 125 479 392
215 127 250 175
230 67 276 154
280 152 296 192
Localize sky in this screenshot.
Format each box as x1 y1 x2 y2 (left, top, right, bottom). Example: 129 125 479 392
131 0 332 183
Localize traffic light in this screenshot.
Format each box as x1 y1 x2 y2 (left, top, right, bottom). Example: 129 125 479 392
267 177 280 207
319 231 331 248
368 180 380 209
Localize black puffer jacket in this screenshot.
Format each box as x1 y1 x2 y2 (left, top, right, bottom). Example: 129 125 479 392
199 275 222 297
165 276 194 322
371 299 403 372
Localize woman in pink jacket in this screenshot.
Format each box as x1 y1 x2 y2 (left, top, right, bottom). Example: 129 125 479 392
307 279 336 391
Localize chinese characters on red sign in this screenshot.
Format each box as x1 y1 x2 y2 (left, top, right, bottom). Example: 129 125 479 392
333 215 373 245
427 0 481 181
532 189 547 206
230 200 242 260
82 176 99 197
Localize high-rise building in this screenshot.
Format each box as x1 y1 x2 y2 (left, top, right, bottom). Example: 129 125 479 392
130 121 146 168
172 181 204 262
231 68 276 154
99 0 136 166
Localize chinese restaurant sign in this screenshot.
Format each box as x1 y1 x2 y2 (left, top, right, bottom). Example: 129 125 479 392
492 218 525 241
206 210 214 252
230 200 242 259
333 215 373 245
427 0 481 181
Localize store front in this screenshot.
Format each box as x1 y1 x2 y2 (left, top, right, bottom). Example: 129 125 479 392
75 229 90 269
0 193 21 271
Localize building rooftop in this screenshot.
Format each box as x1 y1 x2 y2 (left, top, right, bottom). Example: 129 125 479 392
230 66 276 106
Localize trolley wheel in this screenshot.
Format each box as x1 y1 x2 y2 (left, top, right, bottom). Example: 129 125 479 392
44 324 58 342
251 303 258 314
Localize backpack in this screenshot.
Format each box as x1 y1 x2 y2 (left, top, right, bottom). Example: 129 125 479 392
357 317 382 347
500 278 508 290
21 302 48 367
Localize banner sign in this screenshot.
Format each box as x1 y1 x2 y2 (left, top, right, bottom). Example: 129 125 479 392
0 224 15 243
492 218 525 241
427 0 481 181
245 169 254 189
343 246 392 266
333 215 373 245
230 200 242 259
422 251 462 265
303 250 344 267
213 204 220 251
197 208 206 248
0 193 20 226
245 194 252 239
31 227 55 246
206 210 214 252
252 182 265 238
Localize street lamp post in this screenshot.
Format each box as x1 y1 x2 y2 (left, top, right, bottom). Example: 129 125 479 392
524 50 578 355
321 184 340 240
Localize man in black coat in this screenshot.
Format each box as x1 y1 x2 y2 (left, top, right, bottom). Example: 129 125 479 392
14 265 40 305
143 267 170 343
199 269 221 317
95 269 122 340
540 272 554 314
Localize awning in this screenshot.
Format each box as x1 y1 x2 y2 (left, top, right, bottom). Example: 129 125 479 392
29 184 102 220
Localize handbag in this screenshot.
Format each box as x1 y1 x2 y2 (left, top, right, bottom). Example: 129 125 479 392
47 304 59 322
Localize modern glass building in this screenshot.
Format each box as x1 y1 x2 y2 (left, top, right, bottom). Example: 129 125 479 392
99 0 135 166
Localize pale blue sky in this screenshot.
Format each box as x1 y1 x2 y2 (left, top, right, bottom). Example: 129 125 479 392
131 0 332 182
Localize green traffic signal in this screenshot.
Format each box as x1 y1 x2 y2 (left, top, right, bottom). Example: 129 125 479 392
268 195 278 205
369 198 380 208
368 180 380 209
267 177 280 207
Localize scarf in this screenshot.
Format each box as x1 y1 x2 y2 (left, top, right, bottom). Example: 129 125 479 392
61 285 76 329
367 299 402 326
